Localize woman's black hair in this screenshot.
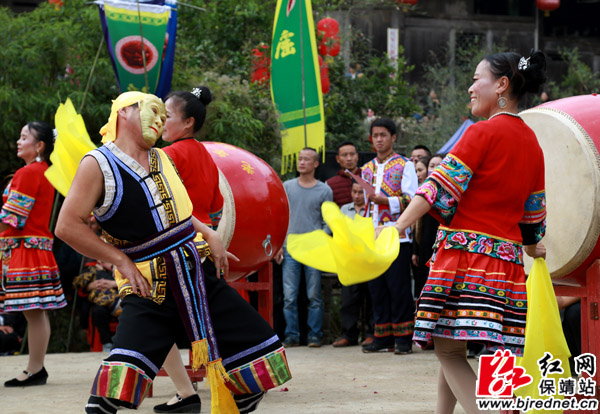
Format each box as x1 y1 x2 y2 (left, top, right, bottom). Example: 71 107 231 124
26 121 54 164
415 156 431 169
166 85 213 133
484 50 547 100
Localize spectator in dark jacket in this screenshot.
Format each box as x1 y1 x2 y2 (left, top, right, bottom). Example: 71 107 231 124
327 142 360 207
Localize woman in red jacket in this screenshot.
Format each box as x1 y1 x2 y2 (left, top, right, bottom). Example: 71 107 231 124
2 121 67 387
383 51 548 413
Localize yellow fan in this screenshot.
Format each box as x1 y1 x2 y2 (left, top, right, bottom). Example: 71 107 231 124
287 202 400 286
45 99 97 196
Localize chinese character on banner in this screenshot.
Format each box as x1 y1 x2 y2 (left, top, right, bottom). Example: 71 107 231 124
477 349 533 398
275 30 296 59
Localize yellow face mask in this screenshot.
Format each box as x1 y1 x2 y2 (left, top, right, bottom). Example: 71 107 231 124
139 95 166 146
100 91 166 145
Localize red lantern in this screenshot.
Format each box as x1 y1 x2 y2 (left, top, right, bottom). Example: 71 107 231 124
321 75 330 94
48 0 63 8
536 0 560 17
317 18 339 38
396 0 417 11
328 39 340 57
317 18 340 57
250 44 270 84
318 56 329 94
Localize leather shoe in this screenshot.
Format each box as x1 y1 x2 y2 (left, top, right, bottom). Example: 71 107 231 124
332 338 356 347
360 337 374 347
4 367 48 387
362 340 394 353
153 394 201 413
394 342 413 355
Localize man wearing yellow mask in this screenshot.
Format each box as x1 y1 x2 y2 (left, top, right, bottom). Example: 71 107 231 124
56 92 289 414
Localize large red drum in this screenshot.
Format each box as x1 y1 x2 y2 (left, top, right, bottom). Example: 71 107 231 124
202 142 289 281
521 94 600 285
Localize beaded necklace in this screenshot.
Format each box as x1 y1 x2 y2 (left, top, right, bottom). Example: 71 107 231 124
488 111 521 120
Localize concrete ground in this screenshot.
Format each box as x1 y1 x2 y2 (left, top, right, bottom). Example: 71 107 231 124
0 345 473 414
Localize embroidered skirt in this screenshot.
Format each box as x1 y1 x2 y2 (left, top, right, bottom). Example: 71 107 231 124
413 239 527 356
0 245 66 312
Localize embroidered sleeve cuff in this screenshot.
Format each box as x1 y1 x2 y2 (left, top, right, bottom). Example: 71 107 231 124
1 190 34 229
416 180 457 225
519 219 546 246
521 190 546 224
209 208 223 228
0 209 27 229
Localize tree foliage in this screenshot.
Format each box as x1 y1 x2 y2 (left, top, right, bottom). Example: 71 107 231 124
0 2 117 177
544 47 600 99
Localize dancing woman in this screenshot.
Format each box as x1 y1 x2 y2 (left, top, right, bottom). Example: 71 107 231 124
383 51 548 413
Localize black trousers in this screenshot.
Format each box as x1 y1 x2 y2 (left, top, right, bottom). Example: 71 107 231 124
340 282 373 343
91 305 113 345
367 242 414 345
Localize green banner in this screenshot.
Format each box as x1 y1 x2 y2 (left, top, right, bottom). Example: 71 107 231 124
270 0 325 173
104 2 170 93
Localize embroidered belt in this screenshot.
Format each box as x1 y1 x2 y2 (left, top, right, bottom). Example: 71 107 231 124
432 227 524 265
0 236 53 252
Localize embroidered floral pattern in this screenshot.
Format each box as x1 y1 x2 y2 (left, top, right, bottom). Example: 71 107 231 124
417 180 457 225
430 154 472 200
0 236 53 252
1 189 35 229
521 190 546 224
433 228 524 265
0 211 26 229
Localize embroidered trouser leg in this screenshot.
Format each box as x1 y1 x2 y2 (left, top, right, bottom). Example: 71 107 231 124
203 260 292 398
87 286 187 410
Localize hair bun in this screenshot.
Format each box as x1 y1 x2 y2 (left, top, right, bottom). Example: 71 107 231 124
190 86 213 106
521 50 547 94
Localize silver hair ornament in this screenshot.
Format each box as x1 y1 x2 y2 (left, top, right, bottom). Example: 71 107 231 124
518 57 530 71
191 87 202 99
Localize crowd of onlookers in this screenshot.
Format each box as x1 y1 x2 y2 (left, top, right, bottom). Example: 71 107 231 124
273 116 581 367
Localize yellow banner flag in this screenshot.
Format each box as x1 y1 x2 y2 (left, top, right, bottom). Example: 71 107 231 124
270 0 325 173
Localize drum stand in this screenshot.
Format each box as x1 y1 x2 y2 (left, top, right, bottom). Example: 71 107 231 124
502 259 600 414
148 262 275 397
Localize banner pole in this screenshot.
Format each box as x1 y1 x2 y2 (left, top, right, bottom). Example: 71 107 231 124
135 0 150 92
299 0 308 148
79 36 104 114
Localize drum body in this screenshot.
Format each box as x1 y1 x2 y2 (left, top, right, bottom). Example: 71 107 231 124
203 142 289 281
521 94 600 285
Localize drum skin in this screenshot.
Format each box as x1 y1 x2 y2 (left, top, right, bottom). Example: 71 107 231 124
521 94 600 285
202 142 289 281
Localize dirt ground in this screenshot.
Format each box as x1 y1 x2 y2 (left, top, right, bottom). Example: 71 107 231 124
0 345 474 414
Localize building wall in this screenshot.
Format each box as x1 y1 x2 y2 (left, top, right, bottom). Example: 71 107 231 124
334 0 599 91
